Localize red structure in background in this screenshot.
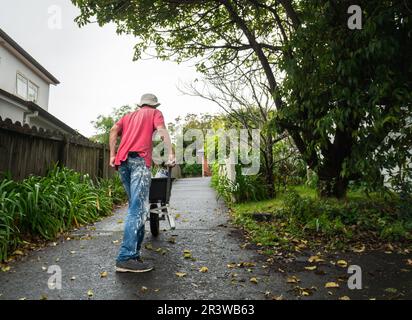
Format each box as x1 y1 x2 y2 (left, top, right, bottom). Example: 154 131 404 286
203 155 212 177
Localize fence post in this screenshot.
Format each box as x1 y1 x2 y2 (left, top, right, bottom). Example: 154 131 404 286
98 144 105 179
58 136 69 168
7 138 15 174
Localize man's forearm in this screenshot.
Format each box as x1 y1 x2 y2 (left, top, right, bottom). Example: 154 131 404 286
158 127 174 157
109 128 118 157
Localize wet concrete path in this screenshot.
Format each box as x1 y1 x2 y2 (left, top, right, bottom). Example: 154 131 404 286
0 177 291 300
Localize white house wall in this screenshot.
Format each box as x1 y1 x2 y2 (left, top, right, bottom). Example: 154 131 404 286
0 45 50 110
0 96 26 123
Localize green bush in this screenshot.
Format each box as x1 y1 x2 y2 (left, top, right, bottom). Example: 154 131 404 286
211 163 269 203
0 166 126 261
181 163 203 177
97 174 128 206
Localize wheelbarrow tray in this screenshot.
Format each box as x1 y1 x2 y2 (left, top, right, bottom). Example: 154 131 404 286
149 177 175 203
148 169 176 235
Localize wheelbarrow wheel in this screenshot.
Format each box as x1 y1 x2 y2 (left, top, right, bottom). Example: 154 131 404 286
150 204 160 237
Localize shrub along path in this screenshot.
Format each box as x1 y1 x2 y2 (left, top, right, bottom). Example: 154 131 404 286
0 178 411 300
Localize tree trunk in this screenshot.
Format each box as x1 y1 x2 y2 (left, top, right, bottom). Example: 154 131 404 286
316 128 354 199
265 167 275 199
264 133 276 199
317 176 349 199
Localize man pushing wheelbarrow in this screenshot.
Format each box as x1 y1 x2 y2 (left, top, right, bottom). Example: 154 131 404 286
109 93 175 273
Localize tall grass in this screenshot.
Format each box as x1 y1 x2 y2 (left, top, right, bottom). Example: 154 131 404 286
0 166 126 261
0 179 22 261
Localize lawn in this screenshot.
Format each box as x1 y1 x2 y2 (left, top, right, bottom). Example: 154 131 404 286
231 186 412 253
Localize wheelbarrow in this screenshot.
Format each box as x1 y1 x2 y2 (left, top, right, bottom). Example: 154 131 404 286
148 166 175 236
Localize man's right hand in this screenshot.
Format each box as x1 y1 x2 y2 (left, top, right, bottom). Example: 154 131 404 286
166 154 176 167
109 156 116 167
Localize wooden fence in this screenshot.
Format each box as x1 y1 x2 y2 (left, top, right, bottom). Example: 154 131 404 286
0 117 115 180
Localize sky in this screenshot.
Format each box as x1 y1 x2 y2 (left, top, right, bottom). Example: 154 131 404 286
0 0 220 137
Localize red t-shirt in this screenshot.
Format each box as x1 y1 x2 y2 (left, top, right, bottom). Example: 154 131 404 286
114 107 165 168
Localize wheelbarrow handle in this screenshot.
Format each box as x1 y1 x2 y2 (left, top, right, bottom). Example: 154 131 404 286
166 166 173 200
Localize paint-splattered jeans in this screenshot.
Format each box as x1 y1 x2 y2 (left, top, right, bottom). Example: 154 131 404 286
116 155 151 262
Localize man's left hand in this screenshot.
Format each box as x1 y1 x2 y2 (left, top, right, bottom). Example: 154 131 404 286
109 156 116 167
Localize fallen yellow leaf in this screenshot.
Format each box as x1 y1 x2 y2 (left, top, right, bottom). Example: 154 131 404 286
199 267 209 273
175 272 187 278
1 266 11 272
325 282 340 288
183 250 192 259
337 260 348 268
141 286 148 292
227 263 237 269
339 296 351 300
250 277 258 284
237 262 256 268
301 290 311 296
13 250 24 256
351 244 365 253
100 271 108 278
287 276 300 284
243 262 256 267
87 289 94 297
386 243 394 251
308 255 324 263
304 265 317 271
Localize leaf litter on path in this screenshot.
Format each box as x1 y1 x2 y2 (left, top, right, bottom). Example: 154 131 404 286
176 272 187 278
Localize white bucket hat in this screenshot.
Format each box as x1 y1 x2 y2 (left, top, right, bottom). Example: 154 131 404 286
137 93 161 108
